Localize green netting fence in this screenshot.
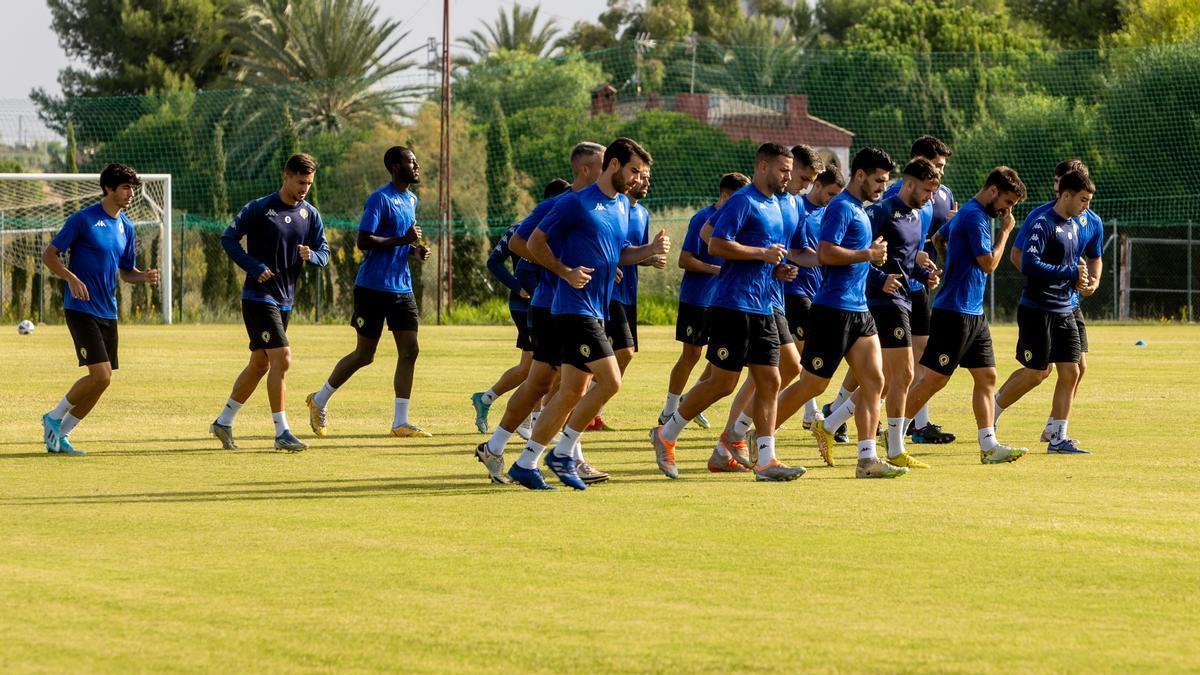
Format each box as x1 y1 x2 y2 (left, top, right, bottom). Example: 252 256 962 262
1 41 1198 323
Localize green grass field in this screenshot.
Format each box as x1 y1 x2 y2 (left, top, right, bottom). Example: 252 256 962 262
2 323 1198 673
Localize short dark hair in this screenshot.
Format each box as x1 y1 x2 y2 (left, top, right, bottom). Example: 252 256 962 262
99 163 140 193
756 142 793 162
984 166 1027 200
910 135 952 160
1057 170 1095 195
543 178 571 199
383 146 413 170
850 147 895 177
814 166 845 187
790 144 823 171
571 142 605 166
1054 159 1089 178
285 153 317 175
902 157 940 183
603 138 652 169
719 172 751 194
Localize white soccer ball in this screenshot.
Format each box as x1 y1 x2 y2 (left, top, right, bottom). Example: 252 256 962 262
17 320 35 335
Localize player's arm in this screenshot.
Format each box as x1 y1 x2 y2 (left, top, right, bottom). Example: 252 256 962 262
299 212 331 267
619 229 670 265
356 194 421 251
1080 256 1103 295
679 250 720 275
221 207 272 282
486 235 522 293
527 227 591 289
708 237 785 263
41 244 90 301
972 211 1016 274
817 238 886 266
118 267 159 284
699 221 713 244
1018 219 1076 279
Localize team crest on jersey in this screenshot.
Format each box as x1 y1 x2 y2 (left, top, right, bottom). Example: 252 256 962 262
261 330 271 343
811 356 825 371
79 347 87 359
300 208 309 219
579 344 591 358
717 347 730 361
893 327 905 340
937 354 950 367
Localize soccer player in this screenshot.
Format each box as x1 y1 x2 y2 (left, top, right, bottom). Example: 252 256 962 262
511 138 668 490
304 146 431 439
211 153 330 452
818 157 942 469
995 160 1102 450
902 167 1030 464
711 144 824 471
650 143 806 483
472 142 606 486
470 178 571 434
770 147 907 479
658 173 750 428
994 169 1097 454
39 163 159 456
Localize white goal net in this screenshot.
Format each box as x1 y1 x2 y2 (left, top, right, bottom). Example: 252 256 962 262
0 173 173 323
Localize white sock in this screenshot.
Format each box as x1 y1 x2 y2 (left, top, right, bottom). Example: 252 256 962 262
572 440 585 463
832 385 853 410
886 417 906 458
662 392 681 418
857 438 877 460
803 398 819 423
554 426 581 458
313 381 337 409
515 441 545 469
272 411 289 436
732 412 754 439
518 414 533 429
994 396 1005 422
826 398 856 431
216 398 243 426
481 388 498 405
393 398 410 428
661 411 689 442
1049 419 1068 444
914 404 931 429
60 413 82 436
755 435 776 467
48 396 74 421
486 425 513 455
978 427 999 453
1043 416 1055 438
530 411 540 427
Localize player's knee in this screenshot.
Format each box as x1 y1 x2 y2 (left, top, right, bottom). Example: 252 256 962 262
712 375 739 398
594 375 621 399
91 369 113 389
269 349 292 373
397 340 419 364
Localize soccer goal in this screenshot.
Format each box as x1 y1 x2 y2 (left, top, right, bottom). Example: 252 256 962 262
0 173 173 324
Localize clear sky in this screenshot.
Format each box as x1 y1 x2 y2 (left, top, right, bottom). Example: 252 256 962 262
0 0 602 99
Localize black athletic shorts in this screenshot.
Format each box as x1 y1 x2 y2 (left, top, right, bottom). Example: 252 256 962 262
558 314 614 371
1016 304 1081 370
352 287 419 339
784 294 812 341
920 308 995 376
871 304 912 349
65 309 119 369
242 299 290 351
1074 307 1089 353
511 307 533 351
675 302 708 346
706 306 780 371
801 305 878 379
529 306 561 367
773 308 794 346
910 285 932 337
606 301 638 352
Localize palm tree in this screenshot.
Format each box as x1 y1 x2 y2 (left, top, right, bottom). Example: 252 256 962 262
222 0 427 135
691 16 809 96
458 3 562 62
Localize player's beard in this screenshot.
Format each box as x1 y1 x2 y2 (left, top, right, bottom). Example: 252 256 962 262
982 196 1002 218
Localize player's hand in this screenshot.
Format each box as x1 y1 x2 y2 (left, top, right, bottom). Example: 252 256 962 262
1075 262 1089 290
143 268 160 285
518 288 530 300
925 268 941 289
883 274 903 293
650 228 671 255
298 244 312 261
760 244 787 264
257 268 275 283
998 210 1016 233
868 236 887 265
411 245 431 261
774 264 799 282
564 266 593 289
614 267 624 284
650 255 668 269
948 200 959 221
67 275 89 301
410 225 423 241
915 250 936 271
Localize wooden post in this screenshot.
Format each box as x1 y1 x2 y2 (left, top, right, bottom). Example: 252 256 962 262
1119 235 1132 320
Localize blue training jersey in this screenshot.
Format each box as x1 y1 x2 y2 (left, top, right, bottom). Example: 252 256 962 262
487 224 529 312
865 194 929 310
708 184 786 316
51 203 137 320
813 190 873 313
678 204 722 307
222 192 330 310
536 183 632 320
1018 206 1089 315
786 197 824 299
770 192 802 312
355 183 417 295
932 198 991 316
613 202 650 306
515 192 571 309
1014 203 1104 310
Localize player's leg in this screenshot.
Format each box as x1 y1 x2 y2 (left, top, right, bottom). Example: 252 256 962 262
746 316 805 483
388 328 429 437
1045 314 1086 454
306 333 380 436
475 358 555 485
45 312 120 455
843 333 905 478
663 301 706 423
471 307 533 434
264 344 305 452
870 307 923 467
555 354 623 485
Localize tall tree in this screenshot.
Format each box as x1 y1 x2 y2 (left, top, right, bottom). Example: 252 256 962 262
459 3 562 61
484 98 520 230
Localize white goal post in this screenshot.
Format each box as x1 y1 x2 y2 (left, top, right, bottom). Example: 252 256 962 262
0 173 173 324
